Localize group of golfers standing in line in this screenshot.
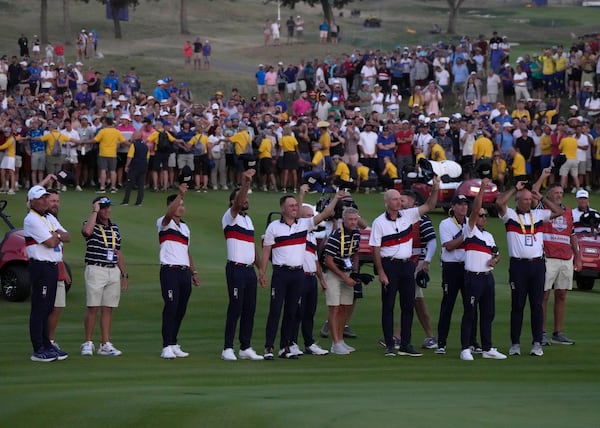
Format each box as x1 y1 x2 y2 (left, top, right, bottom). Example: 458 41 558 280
23 165 584 362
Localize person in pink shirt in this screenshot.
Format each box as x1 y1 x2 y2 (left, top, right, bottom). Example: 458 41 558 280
292 91 312 117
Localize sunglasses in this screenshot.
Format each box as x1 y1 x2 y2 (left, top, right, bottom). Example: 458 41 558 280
478 213 488 218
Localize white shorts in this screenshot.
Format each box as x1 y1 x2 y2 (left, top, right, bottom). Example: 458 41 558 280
54 280 66 308
15 155 22 168
85 264 121 307
286 82 297 93
544 257 573 291
0 156 15 171
324 270 354 306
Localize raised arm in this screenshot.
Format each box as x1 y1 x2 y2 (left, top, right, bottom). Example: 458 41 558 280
162 183 188 227
468 177 488 229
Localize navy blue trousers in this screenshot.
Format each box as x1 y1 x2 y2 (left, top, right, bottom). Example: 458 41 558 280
509 258 545 344
264 267 303 350
29 260 58 352
381 258 415 348
224 263 258 350
160 265 192 347
437 262 477 348
461 272 495 351
292 273 318 348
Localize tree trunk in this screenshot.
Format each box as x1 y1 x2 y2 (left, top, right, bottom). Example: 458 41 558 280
40 0 48 44
180 0 189 35
63 0 72 45
446 0 466 35
320 0 333 25
113 13 122 39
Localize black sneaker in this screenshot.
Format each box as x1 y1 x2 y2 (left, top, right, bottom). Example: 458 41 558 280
384 347 396 357
263 347 275 360
470 343 483 354
343 325 357 339
397 344 423 357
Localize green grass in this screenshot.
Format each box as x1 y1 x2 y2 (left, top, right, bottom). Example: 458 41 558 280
0 188 599 427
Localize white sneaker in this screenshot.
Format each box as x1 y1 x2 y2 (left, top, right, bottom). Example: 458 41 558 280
7 189 15 195
98 342 122 356
239 347 264 360
289 343 304 356
161 346 176 359
61 185 67 192
221 347 237 361
342 341 355 352
306 343 329 355
81 341 95 356
170 344 189 358
509 344 521 356
75 185 83 191
460 348 474 361
482 348 507 360
330 342 350 355
530 342 544 357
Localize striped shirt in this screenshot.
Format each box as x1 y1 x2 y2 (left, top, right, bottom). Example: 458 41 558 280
369 207 420 259
464 223 495 273
411 215 437 260
157 216 190 266
222 208 255 265
303 232 318 274
83 219 121 265
324 226 360 271
500 207 550 259
264 217 314 267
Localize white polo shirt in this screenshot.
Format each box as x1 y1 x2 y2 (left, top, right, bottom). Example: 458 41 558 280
24 210 64 262
358 131 378 156
464 223 495 273
303 231 318 274
264 217 314 267
222 208 255 265
439 216 466 263
500 207 550 259
369 207 420 259
157 216 190 266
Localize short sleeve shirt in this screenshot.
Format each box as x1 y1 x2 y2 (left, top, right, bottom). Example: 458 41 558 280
369 207 421 259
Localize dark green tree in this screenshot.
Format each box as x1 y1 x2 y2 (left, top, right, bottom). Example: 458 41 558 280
265 0 358 25
446 0 468 35
79 0 142 39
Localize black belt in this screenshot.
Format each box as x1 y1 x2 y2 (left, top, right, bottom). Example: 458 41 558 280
227 260 254 268
382 257 410 263
305 272 316 276
87 262 116 268
273 264 303 270
442 261 464 265
29 259 58 265
161 264 190 270
510 257 544 262
466 270 492 276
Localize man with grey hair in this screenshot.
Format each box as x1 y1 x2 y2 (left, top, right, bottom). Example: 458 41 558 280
370 179 440 357
323 205 362 354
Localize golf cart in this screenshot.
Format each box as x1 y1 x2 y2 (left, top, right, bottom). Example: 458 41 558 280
574 210 600 290
0 199 71 302
394 159 499 213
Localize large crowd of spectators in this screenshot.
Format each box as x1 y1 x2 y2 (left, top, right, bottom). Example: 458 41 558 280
0 30 599 196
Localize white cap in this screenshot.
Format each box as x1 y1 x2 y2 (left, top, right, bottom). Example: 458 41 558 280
118 95 128 101
27 185 49 202
583 81 593 87
120 114 131 121
576 189 589 198
517 57 523 63
75 61 83 66
353 107 361 112
157 79 165 85
391 85 398 90
569 105 578 110
503 122 513 128
211 103 219 109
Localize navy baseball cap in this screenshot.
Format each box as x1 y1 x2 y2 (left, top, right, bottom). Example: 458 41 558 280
451 194 469 205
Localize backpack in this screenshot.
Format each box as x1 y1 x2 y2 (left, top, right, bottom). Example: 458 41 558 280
156 131 173 153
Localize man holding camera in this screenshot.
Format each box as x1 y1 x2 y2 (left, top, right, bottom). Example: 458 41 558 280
323 206 361 355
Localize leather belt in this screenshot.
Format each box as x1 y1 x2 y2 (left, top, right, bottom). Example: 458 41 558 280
30 259 58 265
273 265 303 270
87 262 116 268
304 272 316 276
510 257 544 262
227 260 253 268
382 257 410 263
161 264 189 270
466 270 492 276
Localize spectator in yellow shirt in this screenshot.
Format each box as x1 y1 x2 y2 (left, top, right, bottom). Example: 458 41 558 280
331 154 354 190
380 156 398 189
428 139 447 162
355 162 377 193
473 133 494 161
0 128 17 194
491 150 507 191
558 130 580 191
508 146 527 183
257 134 277 192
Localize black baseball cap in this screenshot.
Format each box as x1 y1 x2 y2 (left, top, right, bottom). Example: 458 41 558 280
93 196 111 208
451 194 469 205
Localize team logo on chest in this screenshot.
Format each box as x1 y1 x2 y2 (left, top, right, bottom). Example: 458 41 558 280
552 215 567 232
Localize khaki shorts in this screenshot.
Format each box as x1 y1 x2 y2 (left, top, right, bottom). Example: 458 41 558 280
544 257 574 291
177 153 195 170
559 158 578 177
168 153 177 168
31 152 46 170
54 280 66 307
85 264 121 307
324 270 354 306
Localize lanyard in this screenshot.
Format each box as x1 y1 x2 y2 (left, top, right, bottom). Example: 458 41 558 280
451 216 463 230
31 210 54 232
340 226 354 258
516 212 535 239
98 224 116 249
